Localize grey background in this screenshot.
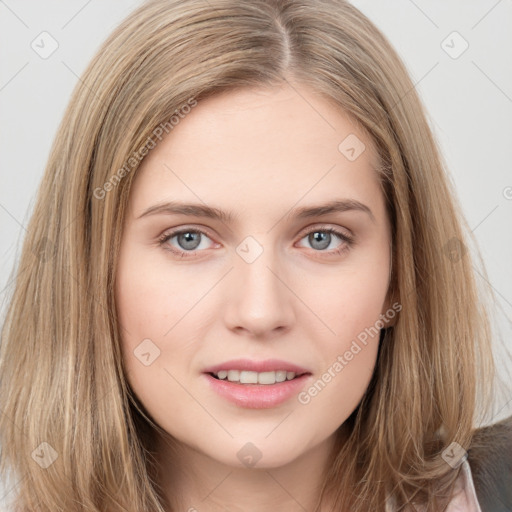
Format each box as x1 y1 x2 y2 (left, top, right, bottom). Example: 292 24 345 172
1 0 511 507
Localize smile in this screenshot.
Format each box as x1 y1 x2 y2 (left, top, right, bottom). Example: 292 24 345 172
203 372 312 409
210 369 304 384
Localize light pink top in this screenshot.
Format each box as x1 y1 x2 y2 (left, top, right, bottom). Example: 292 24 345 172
385 459 482 511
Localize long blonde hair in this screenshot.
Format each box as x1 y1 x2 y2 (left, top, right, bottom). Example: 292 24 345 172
0 0 500 510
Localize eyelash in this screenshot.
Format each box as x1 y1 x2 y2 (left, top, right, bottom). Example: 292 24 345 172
158 225 355 259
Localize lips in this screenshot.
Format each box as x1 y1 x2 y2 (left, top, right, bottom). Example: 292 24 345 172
202 358 312 408
202 358 310 375
203 372 312 409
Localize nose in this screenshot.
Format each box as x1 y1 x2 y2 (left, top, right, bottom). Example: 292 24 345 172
223 243 296 338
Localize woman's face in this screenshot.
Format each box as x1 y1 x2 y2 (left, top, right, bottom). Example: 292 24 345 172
115 82 393 469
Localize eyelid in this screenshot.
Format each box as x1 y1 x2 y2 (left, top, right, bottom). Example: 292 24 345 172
159 223 353 242
295 224 355 256
158 223 354 258
158 225 219 251
297 223 353 240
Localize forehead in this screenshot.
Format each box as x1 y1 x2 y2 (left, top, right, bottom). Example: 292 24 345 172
128 83 383 221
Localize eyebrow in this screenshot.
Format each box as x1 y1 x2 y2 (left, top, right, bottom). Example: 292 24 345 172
137 199 375 223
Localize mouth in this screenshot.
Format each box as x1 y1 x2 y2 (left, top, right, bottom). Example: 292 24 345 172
203 371 312 409
207 369 310 385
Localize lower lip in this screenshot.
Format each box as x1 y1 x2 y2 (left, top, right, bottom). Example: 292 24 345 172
203 373 311 409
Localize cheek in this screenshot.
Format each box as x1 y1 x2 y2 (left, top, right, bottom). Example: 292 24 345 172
296 279 385 429
115 246 202 340
115 249 203 421
114 246 194 392
295 249 389 410
303 246 390 347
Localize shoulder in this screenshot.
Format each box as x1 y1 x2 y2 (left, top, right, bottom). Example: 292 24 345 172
467 414 512 512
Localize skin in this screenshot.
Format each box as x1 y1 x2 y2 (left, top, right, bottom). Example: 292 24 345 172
115 81 393 511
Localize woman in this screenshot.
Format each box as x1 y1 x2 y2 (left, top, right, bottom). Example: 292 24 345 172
0 0 510 510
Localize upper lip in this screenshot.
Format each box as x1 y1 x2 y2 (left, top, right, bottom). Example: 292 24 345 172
203 358 311 375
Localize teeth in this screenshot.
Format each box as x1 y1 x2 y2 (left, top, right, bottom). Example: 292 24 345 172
275 370 287 382
227 370 240 381
213 370 298 384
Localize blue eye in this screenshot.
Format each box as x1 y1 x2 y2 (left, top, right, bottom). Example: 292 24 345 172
298 227 354 255
158 226 354 259
159 229 215 257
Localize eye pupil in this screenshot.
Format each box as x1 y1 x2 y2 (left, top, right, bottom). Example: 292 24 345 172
178 232 201 250
309 231 331 250
166 228 346 256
